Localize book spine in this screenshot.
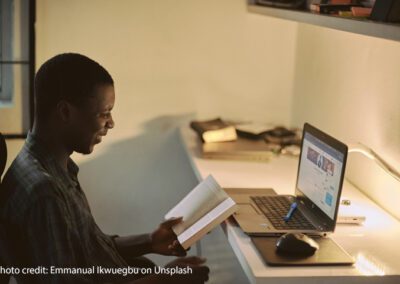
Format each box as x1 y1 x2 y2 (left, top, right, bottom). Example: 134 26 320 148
310 4 362 14
236 129 263 140
351 7 372 17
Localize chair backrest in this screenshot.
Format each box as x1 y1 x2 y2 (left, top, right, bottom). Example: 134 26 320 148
0 133 9 283
0 133 7 180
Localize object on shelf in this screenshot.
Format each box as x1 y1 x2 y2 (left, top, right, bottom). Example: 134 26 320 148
248 0 400 42
201 137 278 162
190 118 237 143
200 125 301 161
264 127 301 146
370 0 400 22
337 198 366 224
235 122 276 140
351 6 372 17
309 3 362 14
256 0 306 9
360 0 375 8
330 0 353 4
338 10 354 17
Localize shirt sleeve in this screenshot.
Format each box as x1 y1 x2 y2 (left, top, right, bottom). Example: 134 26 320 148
113 234 153 259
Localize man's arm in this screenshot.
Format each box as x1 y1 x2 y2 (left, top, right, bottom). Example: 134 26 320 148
113 234 153 259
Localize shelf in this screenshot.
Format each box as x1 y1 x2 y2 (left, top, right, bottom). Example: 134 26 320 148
248 3 400 42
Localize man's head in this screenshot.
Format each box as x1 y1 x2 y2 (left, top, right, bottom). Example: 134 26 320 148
34 53 115 154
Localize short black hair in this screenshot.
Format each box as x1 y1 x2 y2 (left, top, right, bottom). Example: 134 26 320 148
34 53 114 120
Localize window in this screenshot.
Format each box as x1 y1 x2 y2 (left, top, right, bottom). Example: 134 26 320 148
0 0 35 136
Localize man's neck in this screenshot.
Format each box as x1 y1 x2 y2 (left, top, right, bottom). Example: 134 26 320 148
32 123 72 171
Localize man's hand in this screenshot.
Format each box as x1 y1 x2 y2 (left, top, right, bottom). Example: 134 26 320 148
150 217 187 256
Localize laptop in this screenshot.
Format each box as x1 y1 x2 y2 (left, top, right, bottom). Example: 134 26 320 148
227 123 348 236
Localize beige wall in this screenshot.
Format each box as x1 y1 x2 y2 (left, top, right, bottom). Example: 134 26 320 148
291 24 400 220
36 0 297 138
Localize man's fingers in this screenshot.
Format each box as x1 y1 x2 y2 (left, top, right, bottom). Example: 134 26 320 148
193 265 210 282
168 246 186 256
162 217 183 228
170 240 183 249
169 240 187 256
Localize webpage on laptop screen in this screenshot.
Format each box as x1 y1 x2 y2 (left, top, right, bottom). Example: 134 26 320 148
297 132 344 220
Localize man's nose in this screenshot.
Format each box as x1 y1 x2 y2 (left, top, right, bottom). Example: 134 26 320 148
106 114 115 129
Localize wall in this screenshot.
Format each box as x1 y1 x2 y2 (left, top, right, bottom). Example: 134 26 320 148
36 0 297 133
291 23 400 220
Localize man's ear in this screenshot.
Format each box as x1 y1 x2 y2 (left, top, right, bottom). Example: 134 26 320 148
56 100 73 123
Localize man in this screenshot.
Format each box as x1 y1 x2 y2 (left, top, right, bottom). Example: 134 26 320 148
0 53 209 283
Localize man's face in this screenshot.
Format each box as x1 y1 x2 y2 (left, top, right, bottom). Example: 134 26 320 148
66 84 115 154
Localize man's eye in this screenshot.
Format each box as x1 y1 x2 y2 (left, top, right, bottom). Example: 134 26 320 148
100 113 111 118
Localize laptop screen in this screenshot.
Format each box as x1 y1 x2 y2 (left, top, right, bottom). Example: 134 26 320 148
297 131 345 220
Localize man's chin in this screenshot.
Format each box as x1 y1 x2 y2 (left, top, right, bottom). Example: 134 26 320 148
75 145 95 155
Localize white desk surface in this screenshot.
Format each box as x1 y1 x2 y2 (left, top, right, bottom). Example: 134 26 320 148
179 128 400 284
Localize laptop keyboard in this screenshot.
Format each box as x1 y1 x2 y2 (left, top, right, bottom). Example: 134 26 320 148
251 196 316 230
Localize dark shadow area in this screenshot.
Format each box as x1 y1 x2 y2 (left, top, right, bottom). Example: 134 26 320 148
78 114 198 235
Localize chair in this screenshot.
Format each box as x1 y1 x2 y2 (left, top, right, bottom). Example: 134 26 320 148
0 132 10 284
0 133 6 180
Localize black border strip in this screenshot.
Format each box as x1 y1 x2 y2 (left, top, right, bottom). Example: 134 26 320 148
29 0 36 130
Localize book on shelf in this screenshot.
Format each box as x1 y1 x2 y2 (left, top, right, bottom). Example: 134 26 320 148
351 7 372 17
235 122 276 140
310 3 362 14
202 137 278 161
236 123 301 146
255 0 306 9
329 0 354 4
165 175 237 249
263 126 300 146
190 118 237 143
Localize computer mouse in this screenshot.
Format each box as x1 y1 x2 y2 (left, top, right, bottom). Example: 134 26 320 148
276 233 319 257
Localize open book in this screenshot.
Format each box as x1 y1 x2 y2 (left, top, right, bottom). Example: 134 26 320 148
165 175 237 249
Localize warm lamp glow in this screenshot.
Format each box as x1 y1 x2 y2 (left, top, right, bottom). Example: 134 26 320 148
348 143 400 183
355 253 386 276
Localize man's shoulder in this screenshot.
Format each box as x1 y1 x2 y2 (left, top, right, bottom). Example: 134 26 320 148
4 149 54 188
1 149 61 217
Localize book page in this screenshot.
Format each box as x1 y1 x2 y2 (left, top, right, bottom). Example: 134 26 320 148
165 175 228 235
177 198 236 247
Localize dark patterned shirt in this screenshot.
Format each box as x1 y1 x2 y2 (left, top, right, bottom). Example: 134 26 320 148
0 132 131 283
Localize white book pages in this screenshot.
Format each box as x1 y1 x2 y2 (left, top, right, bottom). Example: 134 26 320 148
177 198 237 249
165 175 228 235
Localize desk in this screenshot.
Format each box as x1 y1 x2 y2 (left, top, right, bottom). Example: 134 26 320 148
179 127 400 284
